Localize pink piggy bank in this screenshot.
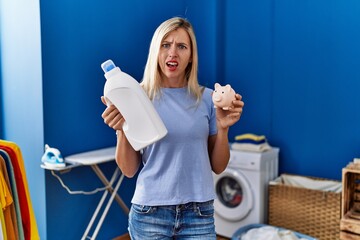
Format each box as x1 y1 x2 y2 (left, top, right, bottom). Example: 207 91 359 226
212 83 236 110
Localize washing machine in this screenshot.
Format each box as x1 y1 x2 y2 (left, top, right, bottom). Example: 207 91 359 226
214 147 279 238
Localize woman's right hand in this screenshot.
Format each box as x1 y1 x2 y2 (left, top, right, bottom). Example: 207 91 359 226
101 96 141 178
101 96 125 131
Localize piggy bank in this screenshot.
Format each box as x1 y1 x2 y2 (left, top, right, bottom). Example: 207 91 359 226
212 83 236 110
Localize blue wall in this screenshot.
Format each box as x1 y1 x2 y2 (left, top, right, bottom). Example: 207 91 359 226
223 0 360 180
270 1 360 178
2 0 360 239
39 0 219 239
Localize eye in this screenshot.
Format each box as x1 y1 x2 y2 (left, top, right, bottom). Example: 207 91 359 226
162 43 170 49
178 44 187 50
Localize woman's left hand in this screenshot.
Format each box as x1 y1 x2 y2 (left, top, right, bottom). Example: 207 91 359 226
216 93 244 129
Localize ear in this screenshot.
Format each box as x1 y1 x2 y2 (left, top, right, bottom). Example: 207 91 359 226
214 83 221 89
225 84 231 91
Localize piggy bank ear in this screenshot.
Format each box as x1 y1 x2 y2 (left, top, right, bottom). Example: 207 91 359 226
214 83 221 89
225 84 231 91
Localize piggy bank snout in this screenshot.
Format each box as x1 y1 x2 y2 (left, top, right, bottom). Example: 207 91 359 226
213 94 222 102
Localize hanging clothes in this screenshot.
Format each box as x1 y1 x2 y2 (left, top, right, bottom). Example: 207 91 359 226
0 140 39 240
0 200 7 240
0 150 24 240
0 146 30 239
0 154 20 240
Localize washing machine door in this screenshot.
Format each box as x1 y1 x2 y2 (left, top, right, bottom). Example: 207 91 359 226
214 168 254 221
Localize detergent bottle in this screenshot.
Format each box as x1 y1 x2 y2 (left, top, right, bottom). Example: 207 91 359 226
102 59 167 151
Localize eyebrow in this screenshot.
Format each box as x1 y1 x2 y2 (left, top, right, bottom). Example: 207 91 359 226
162 40 189 46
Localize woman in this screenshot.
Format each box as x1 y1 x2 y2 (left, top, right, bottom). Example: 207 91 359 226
102 17 244 239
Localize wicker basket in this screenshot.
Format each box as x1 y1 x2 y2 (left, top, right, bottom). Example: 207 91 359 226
268 174 341 240
340 163 360 238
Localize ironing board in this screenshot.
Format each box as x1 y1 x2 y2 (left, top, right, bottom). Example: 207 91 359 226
41 146 129 240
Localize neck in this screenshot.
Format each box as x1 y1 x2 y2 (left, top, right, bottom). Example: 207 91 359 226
161 76 187 88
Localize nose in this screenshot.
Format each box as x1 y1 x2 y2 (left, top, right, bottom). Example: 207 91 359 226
168 45 178 58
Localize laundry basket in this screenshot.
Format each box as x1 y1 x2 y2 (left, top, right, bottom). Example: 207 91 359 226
268 174 341 240
232 224 317 240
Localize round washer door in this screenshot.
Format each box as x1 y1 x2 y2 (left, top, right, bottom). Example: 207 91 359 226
214 168 254 221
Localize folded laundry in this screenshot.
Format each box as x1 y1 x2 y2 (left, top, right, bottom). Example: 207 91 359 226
231 142 271 152
235 133 267 142
234 138 267 145
232 134 271 152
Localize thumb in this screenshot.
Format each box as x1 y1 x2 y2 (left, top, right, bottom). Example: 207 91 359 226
101 96 107 105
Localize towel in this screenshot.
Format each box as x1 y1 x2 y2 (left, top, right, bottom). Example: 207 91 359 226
232 133 271 152
235 133 266 142
231 142 271 152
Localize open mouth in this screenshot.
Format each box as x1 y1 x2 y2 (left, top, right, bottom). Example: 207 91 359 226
166 61 178 70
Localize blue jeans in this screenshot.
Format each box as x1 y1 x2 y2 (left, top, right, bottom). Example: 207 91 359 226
128 200 216 240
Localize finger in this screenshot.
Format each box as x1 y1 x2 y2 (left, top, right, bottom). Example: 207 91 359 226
227 112 241 118
233 94 243 104
113 117 126 131
228 108 243 117
101 96 107 105
229 101 244 113
101 105 114 119
234 100 244 108
235 93 242 100
108 114 123 128
105 110 123 127
108 106 122 119
102 107 122 127
109 114 127 131
228 94 243 110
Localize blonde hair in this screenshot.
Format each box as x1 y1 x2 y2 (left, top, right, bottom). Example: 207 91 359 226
141 17 203 101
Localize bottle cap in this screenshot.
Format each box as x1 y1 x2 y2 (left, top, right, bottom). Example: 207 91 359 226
101 60 116 73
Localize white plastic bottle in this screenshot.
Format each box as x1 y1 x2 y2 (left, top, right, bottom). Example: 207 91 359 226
102 59 167 151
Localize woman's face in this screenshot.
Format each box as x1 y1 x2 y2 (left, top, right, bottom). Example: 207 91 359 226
158 28 192 87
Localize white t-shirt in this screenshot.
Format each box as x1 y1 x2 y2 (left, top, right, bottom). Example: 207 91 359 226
131 86 217 206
